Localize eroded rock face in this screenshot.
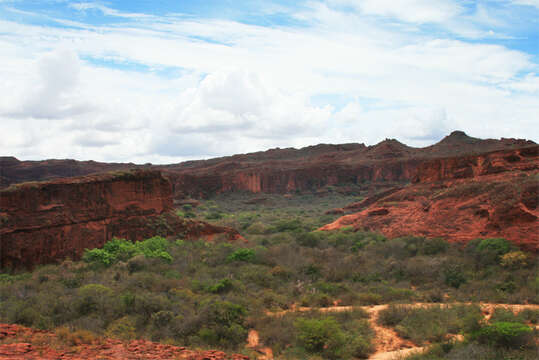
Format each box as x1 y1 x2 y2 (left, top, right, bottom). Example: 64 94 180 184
0 170 173 268
321 147 539 251
163 133 535 198
0 170 242 269
3 132 535 199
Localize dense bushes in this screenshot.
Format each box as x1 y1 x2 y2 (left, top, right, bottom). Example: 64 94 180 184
254 310 373 359
83 237 172 267
472 321 533 348
295 317 347 359
0 192 537 359
378 305 483 344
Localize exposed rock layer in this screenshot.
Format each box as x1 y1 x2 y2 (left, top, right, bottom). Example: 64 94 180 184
2 132 535 199
0 170 241 268
321 147 539 250
2 131 537 253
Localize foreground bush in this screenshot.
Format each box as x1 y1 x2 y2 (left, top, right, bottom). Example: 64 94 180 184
472 321 533 348
295 317 346 358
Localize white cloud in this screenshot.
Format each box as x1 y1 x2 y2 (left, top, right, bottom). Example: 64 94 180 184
69 2 151 18
329 0 463 23
2 48 94 119
511 0 539 8
0 1 537 163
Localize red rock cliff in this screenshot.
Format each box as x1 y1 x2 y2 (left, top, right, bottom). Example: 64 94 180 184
321 146 539 250
2 132 535 199
0 170 173 268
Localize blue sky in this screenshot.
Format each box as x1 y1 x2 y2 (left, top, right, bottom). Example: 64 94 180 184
0 0 538 163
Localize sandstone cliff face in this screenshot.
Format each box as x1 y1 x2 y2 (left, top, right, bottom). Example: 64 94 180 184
2 132 535 199
321 147 539 250
412 147 538 183
0 170 172 268
0 170 242 269
163 132 535 198
169 159 421 198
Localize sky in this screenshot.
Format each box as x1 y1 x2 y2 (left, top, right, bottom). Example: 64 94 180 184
0 0 538 164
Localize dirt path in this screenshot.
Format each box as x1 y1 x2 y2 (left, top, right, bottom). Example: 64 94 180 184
246 329 273 360
365 305 416 358
260 302 539 360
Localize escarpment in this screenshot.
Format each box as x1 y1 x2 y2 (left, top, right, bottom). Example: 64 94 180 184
161 132 536 198
2 131 537 254
0 170 241 268
321 146 539 250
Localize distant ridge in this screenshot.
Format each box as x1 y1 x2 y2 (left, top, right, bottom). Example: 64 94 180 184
2 131 537 197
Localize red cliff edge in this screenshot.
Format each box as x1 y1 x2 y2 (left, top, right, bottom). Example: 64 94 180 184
320 147 539 251
0 170 242 269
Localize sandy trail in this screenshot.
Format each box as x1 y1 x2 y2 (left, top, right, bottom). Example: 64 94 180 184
258 302 539 360
246 329 273 360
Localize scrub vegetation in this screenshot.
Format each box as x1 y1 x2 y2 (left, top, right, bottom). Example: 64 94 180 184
1 192 537 358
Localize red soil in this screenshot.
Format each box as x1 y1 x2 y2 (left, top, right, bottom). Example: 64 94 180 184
0 324 249 360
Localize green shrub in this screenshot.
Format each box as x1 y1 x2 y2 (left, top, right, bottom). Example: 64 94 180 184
294 317 347 359
82 237 173 267
472 238 513 266
151 310 174 328
473 322 533 348
477 238 512 256
103 238 138 261
82 248 116 267
444 266 467 289
227 248 255 262
207 279 234 294
274 218 303 232
135 236 172 263
105 316 136 340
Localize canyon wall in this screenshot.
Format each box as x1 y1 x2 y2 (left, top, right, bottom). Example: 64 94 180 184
0 170 242 269
169 159 421 198
321 147 539 250
0 170 172 268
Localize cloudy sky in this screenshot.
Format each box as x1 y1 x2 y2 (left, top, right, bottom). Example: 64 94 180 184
0 0 538 163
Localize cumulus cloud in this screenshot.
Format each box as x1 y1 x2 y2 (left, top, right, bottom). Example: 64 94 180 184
167 70 332 139
0 1 537 163
4 48 94 119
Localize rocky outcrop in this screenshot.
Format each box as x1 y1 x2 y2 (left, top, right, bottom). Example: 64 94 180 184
412 147 538 183
0 170 172 268
321 147 539 251
0 170 242 269
0 323 250 360
0 156 133 189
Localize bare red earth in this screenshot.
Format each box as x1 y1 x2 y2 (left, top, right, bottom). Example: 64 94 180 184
0 170 241 268
321 147 539 250
0 324 249 360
